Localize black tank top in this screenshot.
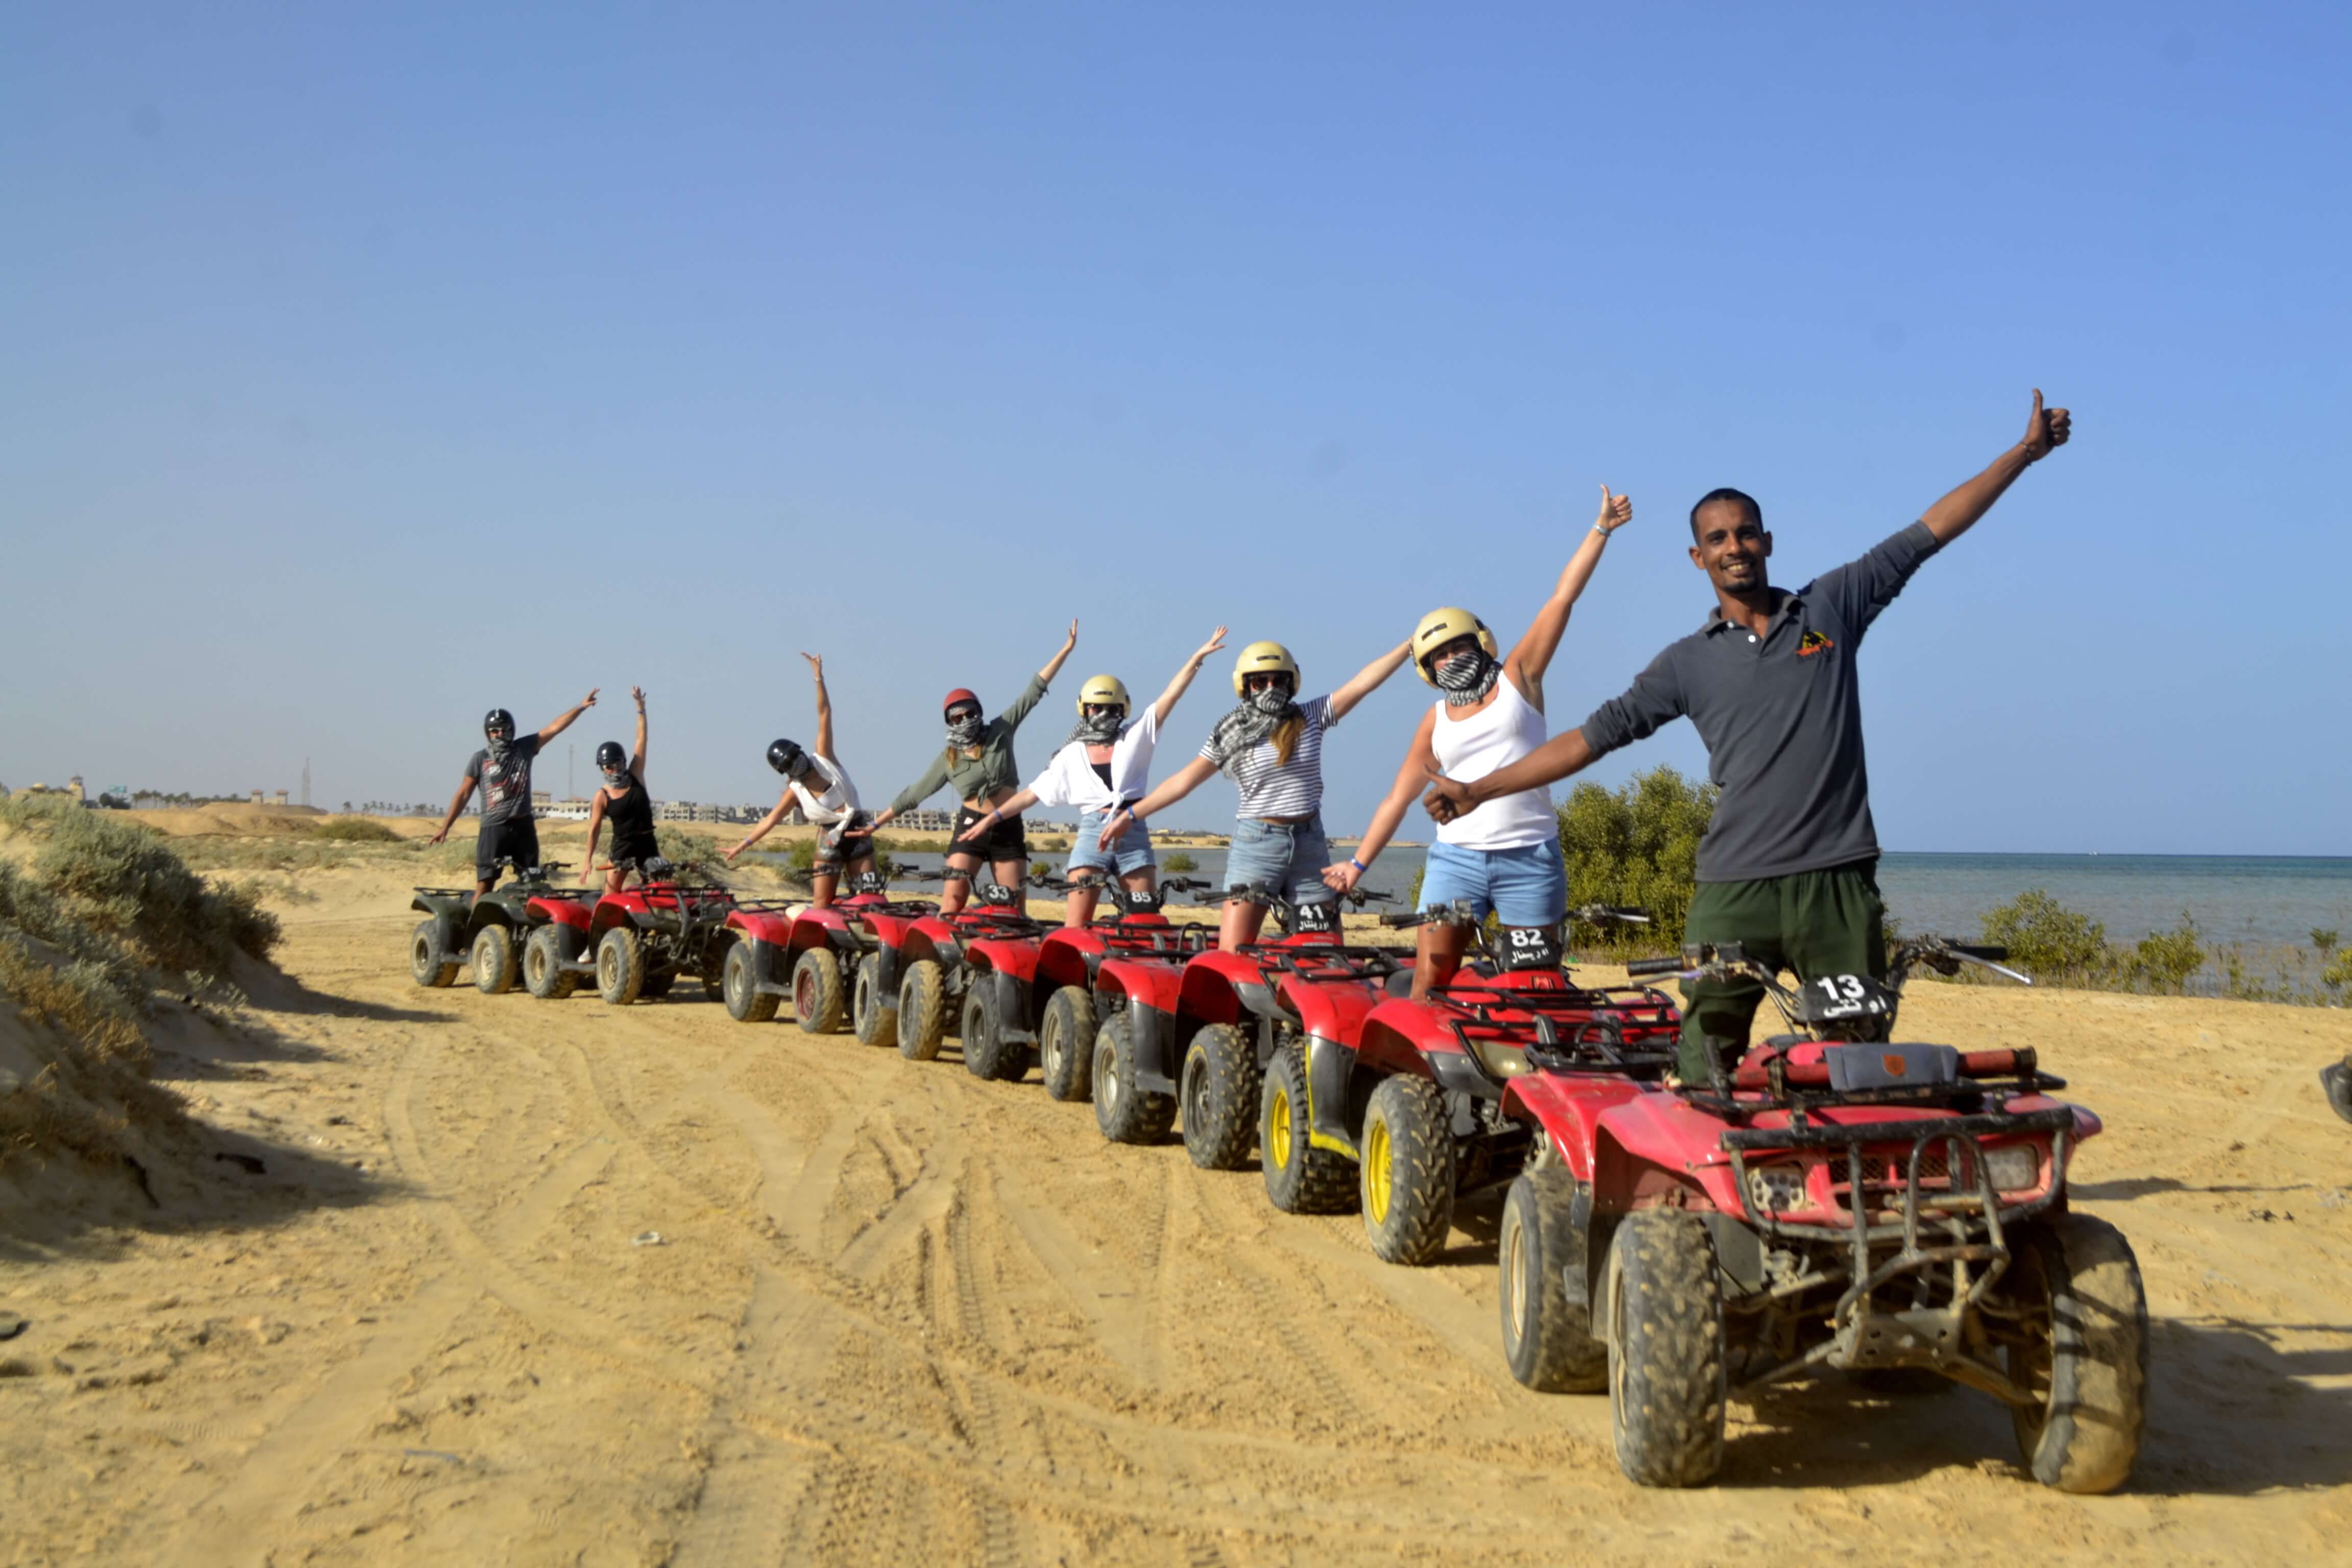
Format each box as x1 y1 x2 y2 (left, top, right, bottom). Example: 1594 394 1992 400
605 783 657 856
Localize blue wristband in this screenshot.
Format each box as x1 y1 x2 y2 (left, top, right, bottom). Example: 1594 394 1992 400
1350 857 1367 873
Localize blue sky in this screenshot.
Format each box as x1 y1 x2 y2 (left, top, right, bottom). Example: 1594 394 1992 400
4 3 2344 850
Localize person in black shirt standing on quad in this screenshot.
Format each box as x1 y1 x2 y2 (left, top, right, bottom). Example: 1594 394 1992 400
430 690 599 894
581 687 659 894
1423 393 2071 1081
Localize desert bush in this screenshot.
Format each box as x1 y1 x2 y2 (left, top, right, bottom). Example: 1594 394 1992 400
1978 889 2113 979
1163 850 1199 873
311 816 402 843
2324 947 2352 992
2313 928 2340 958
1557 765 1717 950
8 799 282 970
2131 911 2204 995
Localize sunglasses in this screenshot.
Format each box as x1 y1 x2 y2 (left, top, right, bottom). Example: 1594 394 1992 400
946 706 982 723
1244 674 1288 691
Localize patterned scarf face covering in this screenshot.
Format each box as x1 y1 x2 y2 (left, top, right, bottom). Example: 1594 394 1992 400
1208 681 1301 771
944 710 984 748
1433 645 1500 706
1066 705 1124 748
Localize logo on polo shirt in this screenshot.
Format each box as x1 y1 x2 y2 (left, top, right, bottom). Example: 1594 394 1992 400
1797 630 1836 658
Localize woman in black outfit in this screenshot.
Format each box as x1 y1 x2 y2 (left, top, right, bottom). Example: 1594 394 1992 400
582 687 661 892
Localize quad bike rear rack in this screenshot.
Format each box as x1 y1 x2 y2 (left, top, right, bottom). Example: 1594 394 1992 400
1716 1104 2076 1404
1424 985 1681 1076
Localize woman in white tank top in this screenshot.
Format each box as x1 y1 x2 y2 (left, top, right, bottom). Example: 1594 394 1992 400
1325 485 1635 997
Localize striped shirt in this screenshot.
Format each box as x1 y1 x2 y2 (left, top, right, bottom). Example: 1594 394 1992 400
1198 695 1335 819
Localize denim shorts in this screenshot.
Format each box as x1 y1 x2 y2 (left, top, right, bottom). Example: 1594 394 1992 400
1226 813 1338 909
1070 808 1156 878
1419 837 1567 926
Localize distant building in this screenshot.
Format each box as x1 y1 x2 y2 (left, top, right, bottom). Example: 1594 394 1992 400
271 789 289 807
542 797 594 821
896 809 958 833
531 790 553 811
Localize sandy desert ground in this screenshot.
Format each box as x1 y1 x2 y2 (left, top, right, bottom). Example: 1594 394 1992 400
2 819 2348 1566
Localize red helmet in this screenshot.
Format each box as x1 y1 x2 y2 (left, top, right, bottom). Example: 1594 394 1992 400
942 688 979 716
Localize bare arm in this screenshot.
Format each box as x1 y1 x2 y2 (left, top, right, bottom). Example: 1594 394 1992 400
800 653 832 758
1920 391 2071 545
1326 640 1413 724
1038 620 1079 685
629 687 647 779
725 791 795 863
1508 486 1633 712
579 791 608 884
1422 729 1599 825
960 788 1039 842
1153 626 1228 726
428 775 477 844
1324 711 1437 892
1096 756 1218 848
536 689 599 747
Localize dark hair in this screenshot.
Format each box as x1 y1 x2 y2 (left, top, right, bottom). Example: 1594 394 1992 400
1689 487 1762 542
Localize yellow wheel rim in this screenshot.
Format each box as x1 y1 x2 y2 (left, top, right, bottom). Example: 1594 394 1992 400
1269 1085 1292 1170
1365 1117 1391 1223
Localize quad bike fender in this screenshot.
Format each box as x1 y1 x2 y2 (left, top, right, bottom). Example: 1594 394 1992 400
789 908 863 957
962 935 1039 986
1033 932 1101 995
1177 952 1260 1030
1125 1000 1182 1095
1095 953 1184 1018
529 895 591 933
1591 1094 1736 1194
1350 1011 1445 1081
1305 1031 1361 1157
1280 976 1381 1051
725 909 794 946
1498 1075 1647 1182
587 896 645 944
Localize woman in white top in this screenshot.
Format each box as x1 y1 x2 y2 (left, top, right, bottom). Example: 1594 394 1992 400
1100 635 1412 953
1325 486 1634 996
726 653 874 908
962 628 1227 927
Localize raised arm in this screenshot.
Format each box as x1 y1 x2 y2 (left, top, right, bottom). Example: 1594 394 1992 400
1920 390 2071 545
800 652 833 757
1507 486 1634 712
1038 620 1079 686
1148 626 1226 724
428 773 477 845
1424 646 1684 823
579 792 609 884
1326 640 1413 723
629 687 648 779
877 751 954 825
1096 756 1218 849
1324 710 1437 893
725 789 796 863
537 689 599 746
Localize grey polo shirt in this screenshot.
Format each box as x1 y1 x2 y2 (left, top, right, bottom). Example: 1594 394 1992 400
1578 521 1941 883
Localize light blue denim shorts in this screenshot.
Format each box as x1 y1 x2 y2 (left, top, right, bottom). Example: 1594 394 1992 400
1070 808 1157 878
1419 837 1567 926
1226 813 1338 909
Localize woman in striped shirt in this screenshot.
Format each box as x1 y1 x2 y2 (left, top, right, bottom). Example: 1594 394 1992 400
1097 636 1411 951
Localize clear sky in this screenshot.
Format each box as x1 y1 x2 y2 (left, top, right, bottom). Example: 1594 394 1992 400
4 3 2344 850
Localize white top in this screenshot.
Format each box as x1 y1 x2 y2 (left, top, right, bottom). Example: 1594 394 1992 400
1431 680 1555 851
1199 695 1334 819
789 752 861 827
1025 706 1160 812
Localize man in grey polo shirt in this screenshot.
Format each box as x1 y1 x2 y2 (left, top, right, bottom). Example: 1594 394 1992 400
1424 392 2072 1079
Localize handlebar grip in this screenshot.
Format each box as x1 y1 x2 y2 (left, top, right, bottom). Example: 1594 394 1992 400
1378 912 1421 927
1950 943 2010 961
1624 957 1684 978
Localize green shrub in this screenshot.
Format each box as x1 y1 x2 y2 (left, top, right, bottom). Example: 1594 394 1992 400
1557 765 1717 950
311 816 402 843
1163 850 1199 874
2324 947 2352 992
2131 911 2204 995
1978 889 2113 978
2313 928 2340 958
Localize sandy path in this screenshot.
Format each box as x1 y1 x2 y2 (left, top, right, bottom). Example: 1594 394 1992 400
3 870 2349 1565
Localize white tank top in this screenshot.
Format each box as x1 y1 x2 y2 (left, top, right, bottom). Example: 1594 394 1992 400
1431 679 1556 851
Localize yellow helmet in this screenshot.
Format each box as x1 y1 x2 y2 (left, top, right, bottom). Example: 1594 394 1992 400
1231 640 1300 698
1075 673 1131 715
1411 606 1498 687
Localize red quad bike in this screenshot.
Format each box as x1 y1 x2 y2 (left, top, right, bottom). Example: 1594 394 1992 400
1092 886 1404 1173
526 859 741 1005
875 871 1052 1077
1021 874 1219 1102
714 870 937 1033
412 855 598 996
1547 937 2145 1493
1336 903 1681 1268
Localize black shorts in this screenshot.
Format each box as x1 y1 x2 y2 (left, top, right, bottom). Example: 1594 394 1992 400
949 806 1028 863
478 817 541 881
815 812 876 871
610 831 661 874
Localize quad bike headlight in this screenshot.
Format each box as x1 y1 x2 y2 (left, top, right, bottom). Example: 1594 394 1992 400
1748 1165 1811 1213
1983 1144 2040 1192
